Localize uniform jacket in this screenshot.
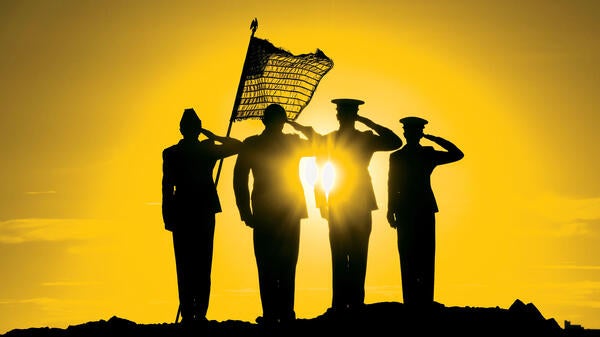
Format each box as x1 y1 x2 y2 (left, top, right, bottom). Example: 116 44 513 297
233 131 313 224
316 129 399 214
387 138 463 218
162 138 237 231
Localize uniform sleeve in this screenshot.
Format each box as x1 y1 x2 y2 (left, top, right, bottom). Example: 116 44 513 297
233 141 252 221
161 149 176 231
211 138 243 159
368 126 403 152
387 153 398 213
430 137 464 165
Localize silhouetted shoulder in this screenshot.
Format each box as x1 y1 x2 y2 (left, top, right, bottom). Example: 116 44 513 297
163 144 179 157
242 134 262 145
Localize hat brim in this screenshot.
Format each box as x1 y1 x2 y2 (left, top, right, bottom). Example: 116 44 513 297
331 98 365 106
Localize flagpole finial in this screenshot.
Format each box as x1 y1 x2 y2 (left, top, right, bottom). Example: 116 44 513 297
250 18 258 35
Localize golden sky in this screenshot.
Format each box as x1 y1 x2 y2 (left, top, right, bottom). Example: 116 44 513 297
1 0 599 333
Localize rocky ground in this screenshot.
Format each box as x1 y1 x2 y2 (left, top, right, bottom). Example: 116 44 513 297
3 299 599 337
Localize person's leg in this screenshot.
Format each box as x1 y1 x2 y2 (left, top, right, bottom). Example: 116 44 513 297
276 219 300 322
254 226 277 324
415 213 436 306
348 212 372 309
397 218 418 307
194 215 215 320
172 229 194 322
328 211 351 311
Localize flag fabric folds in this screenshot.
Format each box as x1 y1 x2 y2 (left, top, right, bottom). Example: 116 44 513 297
232 36 334 121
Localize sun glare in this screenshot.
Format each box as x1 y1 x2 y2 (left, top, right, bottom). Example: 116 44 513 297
300 157 318 187
300 157 336 196
321 162 335 195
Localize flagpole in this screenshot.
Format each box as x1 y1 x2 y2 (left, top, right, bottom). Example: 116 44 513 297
214 17 258 187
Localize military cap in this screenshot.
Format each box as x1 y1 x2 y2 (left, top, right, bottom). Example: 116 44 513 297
331 98 365 108
400 116 428 129
332 98 364 116
180 108 201 130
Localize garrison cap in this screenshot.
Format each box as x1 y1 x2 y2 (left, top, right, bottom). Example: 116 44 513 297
400 116 428 129
180 108 201 130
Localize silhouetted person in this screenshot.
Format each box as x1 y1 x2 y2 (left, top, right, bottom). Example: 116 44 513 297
233 103 315 326
315 98 402 315
162 108 242 325
387 116 464 311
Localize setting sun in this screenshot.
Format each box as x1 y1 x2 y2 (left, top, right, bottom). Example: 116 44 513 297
300 157 336 197
321 162 336 197
299 157 318 187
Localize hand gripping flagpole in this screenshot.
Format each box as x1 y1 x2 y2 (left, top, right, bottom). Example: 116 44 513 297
175 18 258 324
213 18 258 187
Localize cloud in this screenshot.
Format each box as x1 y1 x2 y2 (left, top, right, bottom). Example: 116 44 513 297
540 265 600 271
41 281 99 287
25 191 57 195
547 220 595 237
0 218 114 244
524 194 600 238
550 281 600 308
0 297 59 305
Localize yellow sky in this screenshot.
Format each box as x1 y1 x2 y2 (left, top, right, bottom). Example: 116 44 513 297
1 0 599 333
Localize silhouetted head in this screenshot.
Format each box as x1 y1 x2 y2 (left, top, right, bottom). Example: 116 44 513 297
180 108 202 138
262 104 287 131
400 116 428 144
332 98 364 127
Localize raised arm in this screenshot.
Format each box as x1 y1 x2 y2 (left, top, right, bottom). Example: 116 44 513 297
201 128 243 157
423 134 464 164
201 128 241 145
286 120 320 141
356 115 403 150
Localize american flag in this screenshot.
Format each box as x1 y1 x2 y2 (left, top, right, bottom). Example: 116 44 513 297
232 36 334 121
